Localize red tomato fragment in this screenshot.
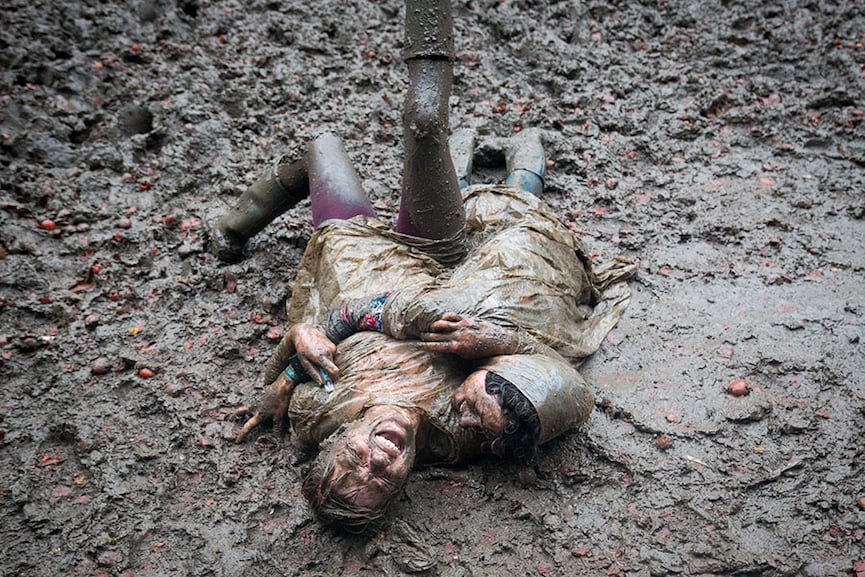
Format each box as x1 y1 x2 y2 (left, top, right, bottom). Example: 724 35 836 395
728 380 750 396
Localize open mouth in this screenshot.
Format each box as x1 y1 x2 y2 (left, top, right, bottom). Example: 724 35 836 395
375 430 404 457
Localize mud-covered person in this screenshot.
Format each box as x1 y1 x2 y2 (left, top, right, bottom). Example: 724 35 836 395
216 0 634 528
227 127 630 528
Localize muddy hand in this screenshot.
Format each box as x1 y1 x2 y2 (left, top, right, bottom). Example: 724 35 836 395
418 313 517 359
290 323 340 388
235 374 295 442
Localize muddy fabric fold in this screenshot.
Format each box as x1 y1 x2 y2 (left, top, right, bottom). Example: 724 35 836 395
381 185 637 365
283 184 636 456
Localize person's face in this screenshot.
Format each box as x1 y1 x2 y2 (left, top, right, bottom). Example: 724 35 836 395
327 405 418 510
452 370 507 438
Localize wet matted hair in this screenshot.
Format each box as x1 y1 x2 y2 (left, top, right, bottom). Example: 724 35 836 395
485 371 541 462
300 425 392 531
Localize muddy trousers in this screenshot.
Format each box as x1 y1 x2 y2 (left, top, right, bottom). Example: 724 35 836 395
213 0 465 260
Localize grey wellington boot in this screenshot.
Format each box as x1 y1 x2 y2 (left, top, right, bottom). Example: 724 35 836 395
504 128 545 196
449 128 476 190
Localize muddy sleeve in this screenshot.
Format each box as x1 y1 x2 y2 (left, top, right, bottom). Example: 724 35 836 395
381 286 561 358
323 293 391 343
510 327 561 358
380 286 460 339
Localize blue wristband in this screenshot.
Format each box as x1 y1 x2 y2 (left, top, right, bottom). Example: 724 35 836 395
283 354 333 392
283 364 300 383
283 355 310 383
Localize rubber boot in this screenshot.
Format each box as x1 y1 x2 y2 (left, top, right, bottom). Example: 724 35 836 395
403 0 455 61
305 132 375 226
504 128 545 196
449 128 476 190
210 160 308 262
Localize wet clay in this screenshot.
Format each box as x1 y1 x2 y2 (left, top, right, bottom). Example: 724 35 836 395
1 0 863 576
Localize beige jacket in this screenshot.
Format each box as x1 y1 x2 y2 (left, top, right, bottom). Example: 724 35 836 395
286 185 634 460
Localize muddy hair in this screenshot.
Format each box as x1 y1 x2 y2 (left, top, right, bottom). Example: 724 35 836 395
485 371 541 463
300 428 385 532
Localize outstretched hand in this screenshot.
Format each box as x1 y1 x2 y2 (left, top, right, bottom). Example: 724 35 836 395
417 313 518 359
235 373 295 442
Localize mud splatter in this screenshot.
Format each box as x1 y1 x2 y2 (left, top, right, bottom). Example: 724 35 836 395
1 0 863 575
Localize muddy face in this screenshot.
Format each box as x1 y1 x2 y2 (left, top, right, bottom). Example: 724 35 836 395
452 369 507 438
326 405 419 510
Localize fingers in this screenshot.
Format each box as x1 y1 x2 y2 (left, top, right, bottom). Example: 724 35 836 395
420 331 452 342
235 412 262 443
429 314 471 333
236 399 292 441
298 355 323 385
428 320 456 333
316 354 340 380
416 341 453 353
295 349 339 389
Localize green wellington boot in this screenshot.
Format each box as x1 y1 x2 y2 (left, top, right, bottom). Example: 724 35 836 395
210 161 308 262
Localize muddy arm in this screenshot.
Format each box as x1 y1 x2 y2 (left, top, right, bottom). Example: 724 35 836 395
238 323 340 442
415 313 557 360
322 292 556 361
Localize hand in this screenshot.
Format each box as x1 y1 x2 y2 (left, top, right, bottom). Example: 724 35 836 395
235 373 295 442
417 313 518 359
288 323 339 387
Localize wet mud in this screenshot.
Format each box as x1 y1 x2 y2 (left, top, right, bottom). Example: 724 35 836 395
1 0 864 575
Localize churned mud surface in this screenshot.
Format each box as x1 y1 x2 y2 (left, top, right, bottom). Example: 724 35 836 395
2 0 864 575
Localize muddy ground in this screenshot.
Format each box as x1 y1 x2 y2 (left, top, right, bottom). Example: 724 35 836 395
2 0 864 575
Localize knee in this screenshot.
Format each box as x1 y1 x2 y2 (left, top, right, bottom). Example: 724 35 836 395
403 60 452 141
404 93 449 142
